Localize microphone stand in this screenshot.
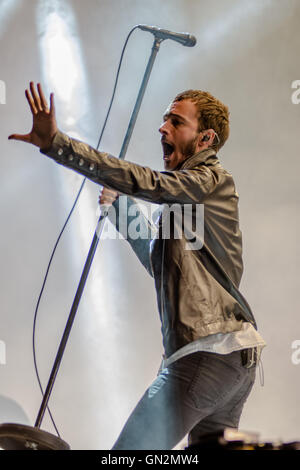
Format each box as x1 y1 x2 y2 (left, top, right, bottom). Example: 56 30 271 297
0 36 163 451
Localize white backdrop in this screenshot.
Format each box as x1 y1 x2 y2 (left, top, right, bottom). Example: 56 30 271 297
0 0 300 449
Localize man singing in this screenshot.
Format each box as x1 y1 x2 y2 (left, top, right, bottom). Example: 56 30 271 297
9 83 265 450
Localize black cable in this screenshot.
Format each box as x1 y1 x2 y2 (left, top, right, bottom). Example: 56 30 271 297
32 25 140 436
32 178 85 438
95 25 139 151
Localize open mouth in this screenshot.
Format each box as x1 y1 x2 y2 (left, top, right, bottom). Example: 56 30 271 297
161 140 174 159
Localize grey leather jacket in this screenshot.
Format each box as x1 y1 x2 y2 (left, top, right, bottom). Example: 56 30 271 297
42 131 256 358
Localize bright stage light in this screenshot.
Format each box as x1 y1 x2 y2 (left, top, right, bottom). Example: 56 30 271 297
36 0 96 248
36 0 90 137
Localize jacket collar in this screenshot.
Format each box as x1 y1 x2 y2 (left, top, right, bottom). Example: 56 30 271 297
178 148 218 170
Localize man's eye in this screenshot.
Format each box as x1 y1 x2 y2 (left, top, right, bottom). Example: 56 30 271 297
171 118 180 126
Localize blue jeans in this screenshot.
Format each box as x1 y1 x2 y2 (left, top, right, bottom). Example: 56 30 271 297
112 350 256 450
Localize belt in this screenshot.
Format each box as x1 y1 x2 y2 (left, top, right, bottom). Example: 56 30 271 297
160 346 259 371
241 347 258 368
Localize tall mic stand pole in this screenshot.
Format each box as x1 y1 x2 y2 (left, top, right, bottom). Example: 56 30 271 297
0 36 163 450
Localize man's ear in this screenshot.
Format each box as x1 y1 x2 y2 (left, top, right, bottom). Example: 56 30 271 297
197 129 213 149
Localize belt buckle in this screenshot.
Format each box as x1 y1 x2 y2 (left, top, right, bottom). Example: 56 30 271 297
242 347 257 368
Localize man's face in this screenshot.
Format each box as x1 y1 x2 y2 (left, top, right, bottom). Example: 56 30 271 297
159 99 202 171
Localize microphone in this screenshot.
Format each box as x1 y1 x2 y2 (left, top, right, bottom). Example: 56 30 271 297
137 24 197 47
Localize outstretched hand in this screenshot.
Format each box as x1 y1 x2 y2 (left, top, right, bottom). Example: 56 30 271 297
8 82 58 150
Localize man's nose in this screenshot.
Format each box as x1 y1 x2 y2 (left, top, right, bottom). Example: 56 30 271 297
159 120 169 135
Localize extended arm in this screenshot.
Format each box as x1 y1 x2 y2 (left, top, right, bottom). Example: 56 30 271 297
9 83 217 205
40 130 216 205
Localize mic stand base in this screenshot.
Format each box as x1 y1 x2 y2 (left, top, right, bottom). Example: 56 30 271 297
0 423 70 450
